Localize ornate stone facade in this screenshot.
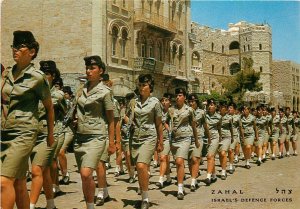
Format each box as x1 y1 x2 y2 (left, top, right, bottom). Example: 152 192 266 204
272 61 300 110
190 21 273 102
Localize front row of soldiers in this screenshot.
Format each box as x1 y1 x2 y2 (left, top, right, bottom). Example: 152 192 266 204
1 30 299 209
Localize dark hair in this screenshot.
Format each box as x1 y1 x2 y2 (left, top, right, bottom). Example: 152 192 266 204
188 93 200 107
138 74 154 93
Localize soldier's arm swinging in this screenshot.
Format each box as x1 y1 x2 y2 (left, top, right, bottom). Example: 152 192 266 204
42 96 55 147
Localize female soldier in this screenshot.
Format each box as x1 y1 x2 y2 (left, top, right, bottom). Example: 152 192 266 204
121 93 137 183
269 107 281 160
278 108 288 158
219 101 233 179
187 93 209 190
29 61 66 209
285 107 293 157
203 99 221 186
290 111 298 156
240 105 258 169
262 106 272 162
255 106 270 165
129 74 163 209
228 102 240 173
74 55 115 209
1 31 54 209
156 93 173 189
167 88 199 199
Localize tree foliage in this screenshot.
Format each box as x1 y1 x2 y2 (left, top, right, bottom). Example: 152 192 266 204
220 57 262 103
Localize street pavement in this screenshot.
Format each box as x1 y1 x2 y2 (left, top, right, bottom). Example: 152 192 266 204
25 141 300 209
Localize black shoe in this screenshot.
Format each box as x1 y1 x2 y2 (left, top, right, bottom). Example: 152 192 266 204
293 153 298 156
228 168 235 174
190 184 199 192
271 156 276 160
114 170 125 177
256 160 261 166
59 175 70 185
233 159 239 164
211 177 217 184
177 192 184 200
245 165 251 169
137 188 141 195
95 195 110 206
200 159 204 165
153 163 159 168
204 178 211 186
262 158 267 163
155 182 163 189
164 179 172 186
279 155 284 159
141 200 150 209
220 174 227 180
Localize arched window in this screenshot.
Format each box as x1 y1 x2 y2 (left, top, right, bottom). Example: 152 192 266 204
121 29 128 58
191 51 200 66
148 39 154 58
229 41 240 50
229 62 241 75
141 36 147 57
112 26 119 56
212 65 214 74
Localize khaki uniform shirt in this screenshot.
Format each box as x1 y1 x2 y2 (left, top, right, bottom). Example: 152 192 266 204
37 86 66 136
232 114 241 138
205 112 221 141
280 115 288 134
221 114 233 140
131 96 162 141
76 81 113 136
194 108 206 141
168 104 195 141
1 64 51 131
256 115 268 138
270 115 280 135
162 110 169 140
241 114 256 137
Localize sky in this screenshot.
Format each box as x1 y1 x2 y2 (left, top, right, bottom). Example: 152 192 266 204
191 0 300 63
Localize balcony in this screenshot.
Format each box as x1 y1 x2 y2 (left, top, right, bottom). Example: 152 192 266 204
133 57 176 76
134 9 177 34
188 32 197 43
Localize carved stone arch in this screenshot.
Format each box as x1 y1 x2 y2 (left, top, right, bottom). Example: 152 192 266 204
108 19 129 35
120 26 130 39
192 51 200 66
178 44 184 55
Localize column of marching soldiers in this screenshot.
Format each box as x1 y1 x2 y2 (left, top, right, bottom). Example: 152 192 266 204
1 31 299 209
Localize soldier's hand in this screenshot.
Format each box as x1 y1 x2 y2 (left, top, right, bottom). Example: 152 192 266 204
115 142 121 151
108 142 116 155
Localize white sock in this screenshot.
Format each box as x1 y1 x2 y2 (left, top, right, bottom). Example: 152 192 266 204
258 157 262 161
30 203 35 209
142 191 149 202
97 188 104 198
46 199 55 209
166 174 171 181
262 154 266 159
159 176 164 184
87 202 94 209
234 155 238 160
178 183 184 193
221 169 226 175
246 160 250 165
206 173 211 179
286 151 290 155
153 160 158 165
279 152 282 156
212 173 216 179
103 187 108 198
229 164 233 170
191 178 196 186
295 150 298 154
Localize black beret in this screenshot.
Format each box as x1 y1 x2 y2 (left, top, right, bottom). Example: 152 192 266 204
102 74 110 81
228 102 237 109
219 100 228 107
39 60 56 74
188 93 198 101
138 74 153 83
175 88 186 96
270 107 276 112
63 86 73 95
162 93 173 100
13 30 36 47
125 92 135 100
84 55 106 70
53 77 63 87
207 98 217 105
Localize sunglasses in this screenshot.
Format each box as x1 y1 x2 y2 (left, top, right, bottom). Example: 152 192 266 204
11 44 28 50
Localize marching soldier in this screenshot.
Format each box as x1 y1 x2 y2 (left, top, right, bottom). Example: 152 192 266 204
1 31 54 209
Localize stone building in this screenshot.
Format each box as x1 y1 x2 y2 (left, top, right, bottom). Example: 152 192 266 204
190 21 272 103
272 60 300 111
1 0 192 98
